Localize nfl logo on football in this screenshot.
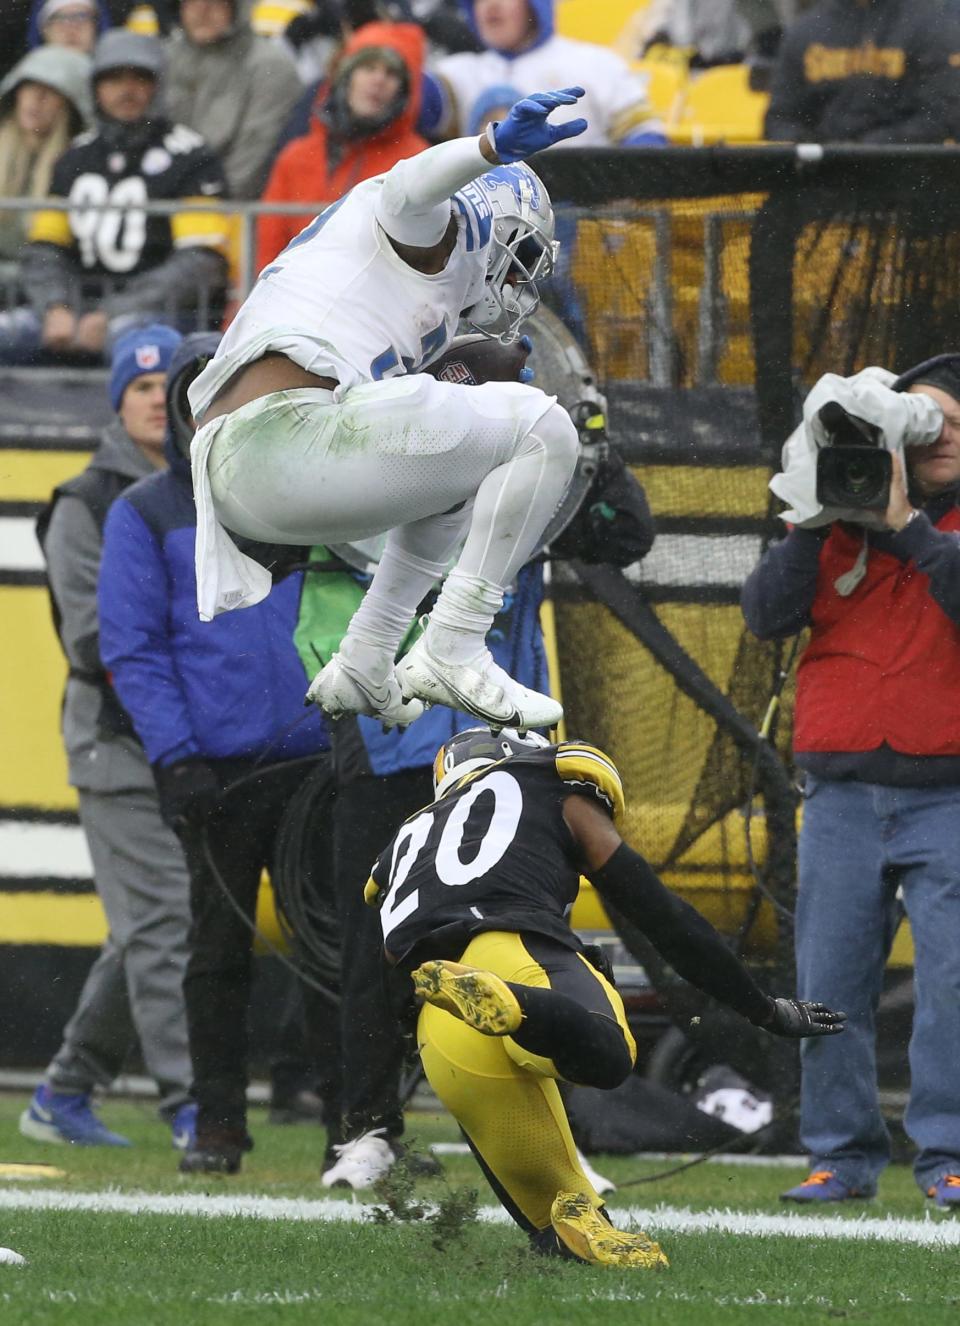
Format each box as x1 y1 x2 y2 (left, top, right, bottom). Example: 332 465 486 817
437 359 476 386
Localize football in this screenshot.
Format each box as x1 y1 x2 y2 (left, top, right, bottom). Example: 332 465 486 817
422 334 530 386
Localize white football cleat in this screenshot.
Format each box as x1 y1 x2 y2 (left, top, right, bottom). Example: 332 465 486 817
395 636 563 732
321 1128 395 1190
306 653 424 728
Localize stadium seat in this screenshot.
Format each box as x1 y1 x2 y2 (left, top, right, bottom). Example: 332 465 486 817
668 64 769 146
632 59 688 120
556 0 647 49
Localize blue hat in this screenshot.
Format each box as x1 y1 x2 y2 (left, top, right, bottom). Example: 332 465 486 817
467 84 521 136
109 324 182 412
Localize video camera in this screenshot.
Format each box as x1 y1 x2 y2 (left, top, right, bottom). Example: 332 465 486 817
815 401 892 510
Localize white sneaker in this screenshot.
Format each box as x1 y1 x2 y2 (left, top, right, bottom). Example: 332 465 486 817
321 1129 395 1190
306 654 424 728
395 636 563 732
576 1147 616 1196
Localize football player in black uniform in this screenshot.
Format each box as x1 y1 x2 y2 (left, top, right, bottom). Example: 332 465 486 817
365 728 846 1269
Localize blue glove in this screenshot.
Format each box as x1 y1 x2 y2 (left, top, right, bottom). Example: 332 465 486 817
518 334 534 383
491 87 588 164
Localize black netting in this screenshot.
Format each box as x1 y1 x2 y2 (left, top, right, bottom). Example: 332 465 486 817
536 146 960 980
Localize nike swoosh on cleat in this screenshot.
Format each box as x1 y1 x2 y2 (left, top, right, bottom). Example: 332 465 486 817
403 663 518 726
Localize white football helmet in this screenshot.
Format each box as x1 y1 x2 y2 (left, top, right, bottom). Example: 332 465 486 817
457 163 559 344
433 726 552 799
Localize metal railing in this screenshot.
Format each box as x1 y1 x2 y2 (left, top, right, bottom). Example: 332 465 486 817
0 194 327 311
0 194 760 384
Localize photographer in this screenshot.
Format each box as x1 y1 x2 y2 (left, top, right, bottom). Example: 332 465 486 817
741 356 960 1209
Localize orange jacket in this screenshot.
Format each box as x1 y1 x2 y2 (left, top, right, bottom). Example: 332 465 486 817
256 22 428 271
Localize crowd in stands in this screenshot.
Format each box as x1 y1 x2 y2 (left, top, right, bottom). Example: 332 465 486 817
3 0 960 364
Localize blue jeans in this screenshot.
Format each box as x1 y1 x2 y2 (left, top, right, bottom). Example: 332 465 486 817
796 775 960 1193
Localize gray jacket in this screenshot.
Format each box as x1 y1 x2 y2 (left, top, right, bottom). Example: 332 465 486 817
164 23 301 199
42 421 157 792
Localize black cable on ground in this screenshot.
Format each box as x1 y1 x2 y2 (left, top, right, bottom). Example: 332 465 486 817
614 1101 797 1188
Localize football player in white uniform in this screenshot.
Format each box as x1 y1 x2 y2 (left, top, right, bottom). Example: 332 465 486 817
187 87 587 733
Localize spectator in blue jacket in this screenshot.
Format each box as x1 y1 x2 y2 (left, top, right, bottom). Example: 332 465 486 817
98 332 340 1175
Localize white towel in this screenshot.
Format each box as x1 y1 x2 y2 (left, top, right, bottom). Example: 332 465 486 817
770 367 943 527
190 415 273 622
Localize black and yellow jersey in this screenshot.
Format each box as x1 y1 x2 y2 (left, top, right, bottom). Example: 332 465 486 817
366 741 623 967
29 117 228 279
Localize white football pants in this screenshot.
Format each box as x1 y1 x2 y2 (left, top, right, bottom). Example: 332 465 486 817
208 374 575 573
204 375 578 651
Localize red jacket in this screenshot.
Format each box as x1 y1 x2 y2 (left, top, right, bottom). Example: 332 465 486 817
795 508 960 757
256 22 428 272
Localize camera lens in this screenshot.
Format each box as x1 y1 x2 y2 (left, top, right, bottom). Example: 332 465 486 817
841 459 870 493
836 454 885 503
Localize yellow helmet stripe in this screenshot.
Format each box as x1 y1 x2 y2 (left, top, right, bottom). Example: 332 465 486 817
555 743 624 824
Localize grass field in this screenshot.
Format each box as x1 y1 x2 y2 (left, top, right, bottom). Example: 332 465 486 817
1 1093 959 1325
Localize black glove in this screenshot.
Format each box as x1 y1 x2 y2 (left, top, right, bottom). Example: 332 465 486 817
153 758 221 833
760 997 847 1039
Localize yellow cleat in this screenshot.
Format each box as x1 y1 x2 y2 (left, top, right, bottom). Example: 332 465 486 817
550 1191 669 1270
411 960 523 1036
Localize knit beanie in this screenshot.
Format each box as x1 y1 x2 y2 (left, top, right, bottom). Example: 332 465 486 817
894 353 960 404
109 323 182 412
40 0 96 24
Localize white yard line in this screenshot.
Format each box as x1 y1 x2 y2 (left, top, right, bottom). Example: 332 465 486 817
429 1142 809 1167
0 1188 957 1248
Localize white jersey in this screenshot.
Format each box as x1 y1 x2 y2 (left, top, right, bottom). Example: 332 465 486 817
189 139 494 419
436 35 658 145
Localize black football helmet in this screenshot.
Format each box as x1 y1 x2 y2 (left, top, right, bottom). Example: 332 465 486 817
432 726 551 799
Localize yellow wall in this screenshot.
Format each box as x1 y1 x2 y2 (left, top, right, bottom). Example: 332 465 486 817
2 587 74 810
0 878 287 951
2 448 88 499
1 446 88 811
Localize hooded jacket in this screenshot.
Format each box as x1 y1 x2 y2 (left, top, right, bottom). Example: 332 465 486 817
765 0 960 144
256 21 428 271
164 11 301 199
0 45 93 260
98 335 329 768
0 44 93 125
439 0 661 146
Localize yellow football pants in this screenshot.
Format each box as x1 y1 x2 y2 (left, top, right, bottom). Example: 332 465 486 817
417 930 636 1232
